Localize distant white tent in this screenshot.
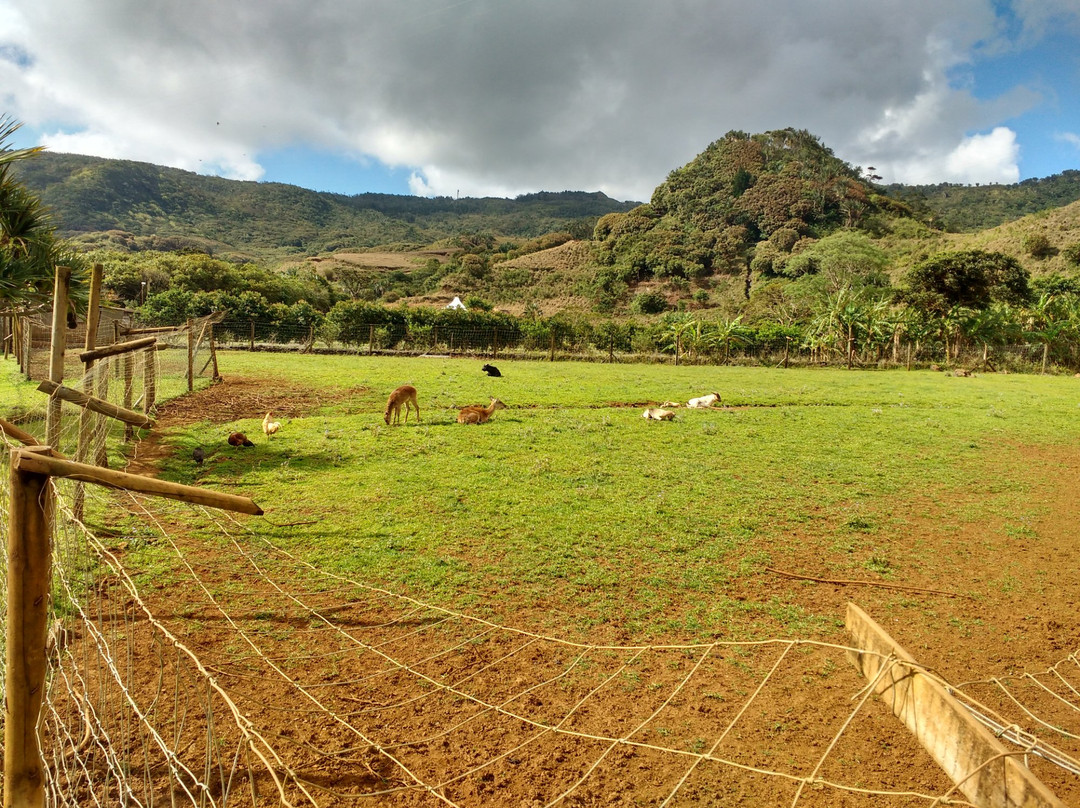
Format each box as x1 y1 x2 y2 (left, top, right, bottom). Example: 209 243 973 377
446 296 467 310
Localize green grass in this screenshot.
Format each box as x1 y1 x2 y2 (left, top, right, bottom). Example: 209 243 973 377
9 352 1080 641
136 353 1080 639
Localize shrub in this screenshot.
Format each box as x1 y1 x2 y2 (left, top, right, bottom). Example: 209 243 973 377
1022 233 1055 259
1063 243 1080 268
631 290 668 314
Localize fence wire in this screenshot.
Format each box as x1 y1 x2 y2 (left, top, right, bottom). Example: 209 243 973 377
1 348 1079 806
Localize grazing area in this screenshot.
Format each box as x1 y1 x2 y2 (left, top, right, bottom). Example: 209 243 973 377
6 352 1080 804
147 353 1080 651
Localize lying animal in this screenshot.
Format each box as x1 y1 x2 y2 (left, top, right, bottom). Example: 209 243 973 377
687 392 721 409
481 363 502 377
457 398 506 424
384 384 420 425
642 407 676 421
228 432 254 447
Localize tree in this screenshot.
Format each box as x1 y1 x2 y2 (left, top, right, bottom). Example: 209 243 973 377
0 116 86 311
904 249 1031 314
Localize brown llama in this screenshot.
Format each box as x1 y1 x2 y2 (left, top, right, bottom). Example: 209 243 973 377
456 398 506 424
384 385 420 425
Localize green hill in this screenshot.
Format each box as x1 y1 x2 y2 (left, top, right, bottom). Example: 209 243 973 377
10 132 1080 320
13 152 638 261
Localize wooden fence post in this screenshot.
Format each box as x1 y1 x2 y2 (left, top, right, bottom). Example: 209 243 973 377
143 347 156 415
187 317 194 392
492 329 499 360
123 351 135 441
249 319 255 351
209 324 221 381
74 263 104 518
46 266 72 449
4 447 54 808
549 331 555 362
369 325 375 355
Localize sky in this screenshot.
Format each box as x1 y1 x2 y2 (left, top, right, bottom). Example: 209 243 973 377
1 0 1079 203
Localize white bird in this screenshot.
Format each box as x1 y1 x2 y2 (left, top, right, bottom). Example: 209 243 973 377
262 411 281 438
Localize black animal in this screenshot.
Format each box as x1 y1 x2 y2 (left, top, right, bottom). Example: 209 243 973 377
481 363 501 377
192 447 206 465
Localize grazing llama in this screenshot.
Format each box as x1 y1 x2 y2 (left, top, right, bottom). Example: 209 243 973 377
384 385 420 425
457 398 506 424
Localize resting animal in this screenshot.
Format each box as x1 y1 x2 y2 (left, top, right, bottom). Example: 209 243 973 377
228 432 254 447
481 363 502 377
687 392 721 409
384 385 420 425
457 398 506 424
642 408 675 421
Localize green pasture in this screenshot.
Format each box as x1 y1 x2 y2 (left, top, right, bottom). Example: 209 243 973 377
4 353 1079 641
142 353 1080 640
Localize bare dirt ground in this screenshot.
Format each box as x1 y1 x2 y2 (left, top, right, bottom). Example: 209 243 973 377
103 376 1080 806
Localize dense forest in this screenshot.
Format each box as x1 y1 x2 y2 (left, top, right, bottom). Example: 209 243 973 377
8 128 1080 370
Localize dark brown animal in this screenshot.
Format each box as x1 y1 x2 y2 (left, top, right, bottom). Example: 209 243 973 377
228 432 254 447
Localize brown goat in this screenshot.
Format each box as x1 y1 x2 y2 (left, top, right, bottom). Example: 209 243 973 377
384 385 420 425
457 398 506 424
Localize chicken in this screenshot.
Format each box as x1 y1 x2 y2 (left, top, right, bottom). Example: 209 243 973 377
262 411 281 438
192 446 205 465
228 432 254 447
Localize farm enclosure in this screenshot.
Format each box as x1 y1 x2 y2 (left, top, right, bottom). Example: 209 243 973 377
3 353 1080 805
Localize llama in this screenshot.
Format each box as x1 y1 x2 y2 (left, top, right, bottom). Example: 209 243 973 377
687 392 721 409
457 398 506 424
642 407 675 421
384 385 420 425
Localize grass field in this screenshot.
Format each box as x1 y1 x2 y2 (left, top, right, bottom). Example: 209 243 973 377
110 351 1080 648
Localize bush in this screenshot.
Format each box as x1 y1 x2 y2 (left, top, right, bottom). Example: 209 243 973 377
1063 243 1080 268
630 290 668 314
1022 233 1055 259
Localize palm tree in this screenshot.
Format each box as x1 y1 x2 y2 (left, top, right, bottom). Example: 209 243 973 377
0 116 85 312
1025 293 1071 373
706 316 752 363
663 315 697 365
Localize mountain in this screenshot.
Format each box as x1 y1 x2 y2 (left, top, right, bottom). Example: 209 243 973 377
12 152 639 261
11 132 1080 318
883 171 1080 232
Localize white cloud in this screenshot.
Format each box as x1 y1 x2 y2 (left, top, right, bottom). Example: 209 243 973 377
945 127 1021 183
1057 132 1080 150
0 0 1061 198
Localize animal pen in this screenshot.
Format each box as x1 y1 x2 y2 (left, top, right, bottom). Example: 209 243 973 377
2 274 1079 806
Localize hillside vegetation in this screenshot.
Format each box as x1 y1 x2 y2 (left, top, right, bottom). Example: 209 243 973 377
13 152 637 262
9 129 1080 372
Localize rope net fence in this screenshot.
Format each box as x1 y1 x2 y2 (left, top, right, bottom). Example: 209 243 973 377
2 349 1079 806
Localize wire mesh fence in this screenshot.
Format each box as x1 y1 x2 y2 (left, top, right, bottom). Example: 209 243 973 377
2 343 1079 805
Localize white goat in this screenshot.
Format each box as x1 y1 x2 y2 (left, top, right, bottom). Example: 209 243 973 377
642 407 676 421
687 392 721 409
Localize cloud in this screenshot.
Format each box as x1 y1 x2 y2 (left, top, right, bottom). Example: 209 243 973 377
0 0 1058 199
1057 132 1080 150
